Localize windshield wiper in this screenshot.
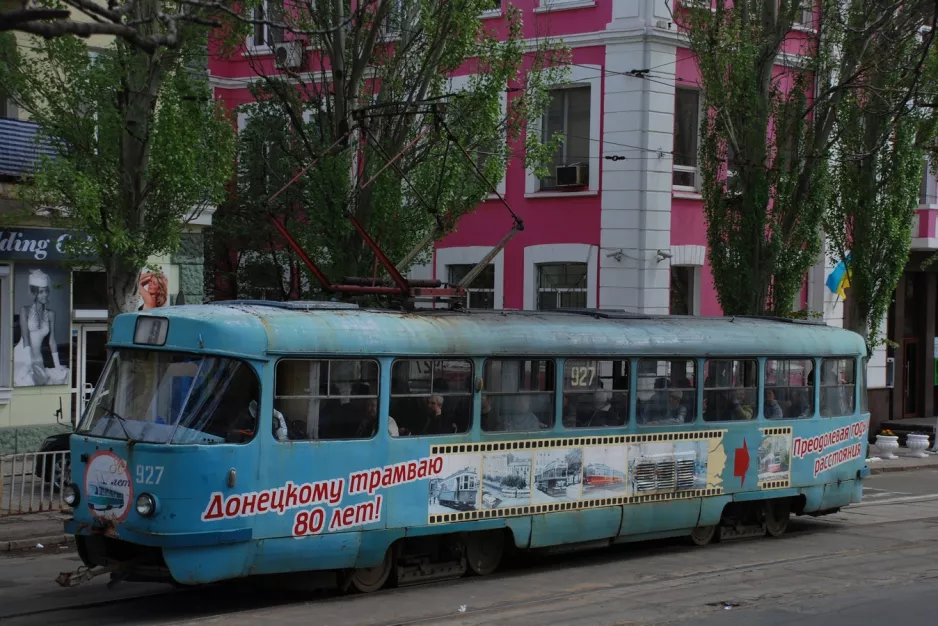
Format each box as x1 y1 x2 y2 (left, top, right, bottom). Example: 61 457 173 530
104 405 136 444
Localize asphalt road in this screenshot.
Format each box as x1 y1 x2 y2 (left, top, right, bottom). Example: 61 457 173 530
2 470 937 626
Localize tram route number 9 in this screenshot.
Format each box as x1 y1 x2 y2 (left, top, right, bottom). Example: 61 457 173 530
568 366 596 388
136 465 164 485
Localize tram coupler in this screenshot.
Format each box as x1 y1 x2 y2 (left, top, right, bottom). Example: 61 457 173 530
55 563 123 588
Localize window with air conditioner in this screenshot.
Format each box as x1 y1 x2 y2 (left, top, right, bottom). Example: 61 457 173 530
672 88 700 189
536 263 587 310
540 86 590 191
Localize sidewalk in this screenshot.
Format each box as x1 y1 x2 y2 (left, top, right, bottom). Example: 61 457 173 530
867 451 938 474
0 511 73 553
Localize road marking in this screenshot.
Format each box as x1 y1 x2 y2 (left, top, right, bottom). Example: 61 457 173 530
851 493 938 508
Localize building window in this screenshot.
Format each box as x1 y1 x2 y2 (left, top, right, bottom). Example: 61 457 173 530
536 263 587 310
72 271 108 310
669 266 695 315
673 88 700 188
793 0 812 26
540 86 590 190
447 264 495 309
253 0 285 47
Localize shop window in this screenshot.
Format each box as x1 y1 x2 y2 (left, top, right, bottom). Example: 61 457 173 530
390 359 473 436
0 265 9 390
636 359 696 425
274 359 379 440
72 271 108 310
820 357 856 417
764 358 815 419
482 358 554 432
562 359 629 427
703 359 758 421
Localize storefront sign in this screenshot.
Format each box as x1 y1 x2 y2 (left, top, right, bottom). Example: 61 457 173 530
0 228 94 262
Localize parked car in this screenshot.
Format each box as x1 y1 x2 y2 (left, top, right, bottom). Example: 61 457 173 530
33 432 72 490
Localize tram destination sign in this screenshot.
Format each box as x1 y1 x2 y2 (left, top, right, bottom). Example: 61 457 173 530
0 227 95 262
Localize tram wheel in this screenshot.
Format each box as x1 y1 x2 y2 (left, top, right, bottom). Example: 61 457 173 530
689 525 718 546
465 530 505 576
338 551 392 594
763 500 790 538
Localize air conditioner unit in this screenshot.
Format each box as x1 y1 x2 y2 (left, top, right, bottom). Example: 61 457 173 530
555 163 588 187
273 41 303 69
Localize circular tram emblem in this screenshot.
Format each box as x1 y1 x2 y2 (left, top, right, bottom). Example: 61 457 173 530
84 451 134 522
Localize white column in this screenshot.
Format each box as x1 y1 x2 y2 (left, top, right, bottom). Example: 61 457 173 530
600 12 677 313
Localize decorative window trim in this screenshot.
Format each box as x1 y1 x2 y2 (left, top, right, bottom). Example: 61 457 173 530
669 245 705 267
534 0 597 13
435 246 505 309
523 244 597 310
525 64 601 195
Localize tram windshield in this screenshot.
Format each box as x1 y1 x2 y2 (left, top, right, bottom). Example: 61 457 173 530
78 349 260 444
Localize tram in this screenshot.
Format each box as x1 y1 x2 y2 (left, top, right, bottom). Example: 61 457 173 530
437 469 479 510
57 303 871 592
583 463 626 487
534 459 569 496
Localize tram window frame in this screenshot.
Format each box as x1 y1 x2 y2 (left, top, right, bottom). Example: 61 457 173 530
389 358 474 437
764 358 816 420
820 357 856 418
273 358 381 441
561 359 629 428
702 358 759 422
860 357 869 413
635 358 697 426
481 358 555 433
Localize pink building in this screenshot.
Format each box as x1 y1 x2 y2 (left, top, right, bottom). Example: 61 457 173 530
209 0 938 425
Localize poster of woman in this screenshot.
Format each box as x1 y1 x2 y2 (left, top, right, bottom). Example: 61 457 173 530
13 267 70 387
138 268 170 310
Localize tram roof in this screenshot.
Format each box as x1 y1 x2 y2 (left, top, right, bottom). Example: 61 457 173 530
110 302 867 359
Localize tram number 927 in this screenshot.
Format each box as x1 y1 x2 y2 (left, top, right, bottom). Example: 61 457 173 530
136 465 164 485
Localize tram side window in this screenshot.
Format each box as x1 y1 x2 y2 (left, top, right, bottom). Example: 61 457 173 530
274 359 380 440
860 357 869 413
764 359 815 419
482 359 554 432
390 359 473 437
820 358 856 417
562 359 629 428
703 359 758 421
636 359 696 425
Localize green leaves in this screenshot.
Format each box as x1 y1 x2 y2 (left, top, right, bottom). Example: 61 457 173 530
0 30 235 313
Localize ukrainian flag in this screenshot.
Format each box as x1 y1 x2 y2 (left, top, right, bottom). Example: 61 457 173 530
825 254 851 301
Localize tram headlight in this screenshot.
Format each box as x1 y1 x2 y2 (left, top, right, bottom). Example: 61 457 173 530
63 484 79 507
135 493 157 517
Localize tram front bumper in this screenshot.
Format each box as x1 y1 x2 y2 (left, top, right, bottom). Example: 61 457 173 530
64 519 252 548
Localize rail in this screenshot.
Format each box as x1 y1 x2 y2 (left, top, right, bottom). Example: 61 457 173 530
0 450 71 517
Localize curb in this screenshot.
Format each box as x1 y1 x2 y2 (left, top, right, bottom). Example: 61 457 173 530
2 533 74 553
869 463 938 475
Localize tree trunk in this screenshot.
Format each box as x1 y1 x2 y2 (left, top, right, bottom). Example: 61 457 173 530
106 256 143 328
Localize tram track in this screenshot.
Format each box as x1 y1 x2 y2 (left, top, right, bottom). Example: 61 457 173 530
4 504 937 625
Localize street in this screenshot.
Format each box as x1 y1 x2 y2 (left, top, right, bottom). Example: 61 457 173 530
1 470 937 626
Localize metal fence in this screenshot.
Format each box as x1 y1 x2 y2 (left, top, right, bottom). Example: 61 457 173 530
0 451 71 517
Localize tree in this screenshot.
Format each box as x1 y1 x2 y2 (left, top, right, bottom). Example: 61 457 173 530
825 13 938 350
678 0 936 318
213 0 567 299
0 30 236 317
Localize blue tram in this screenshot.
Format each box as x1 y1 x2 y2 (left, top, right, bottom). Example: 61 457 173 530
534 459 569 496
57 303 871 592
